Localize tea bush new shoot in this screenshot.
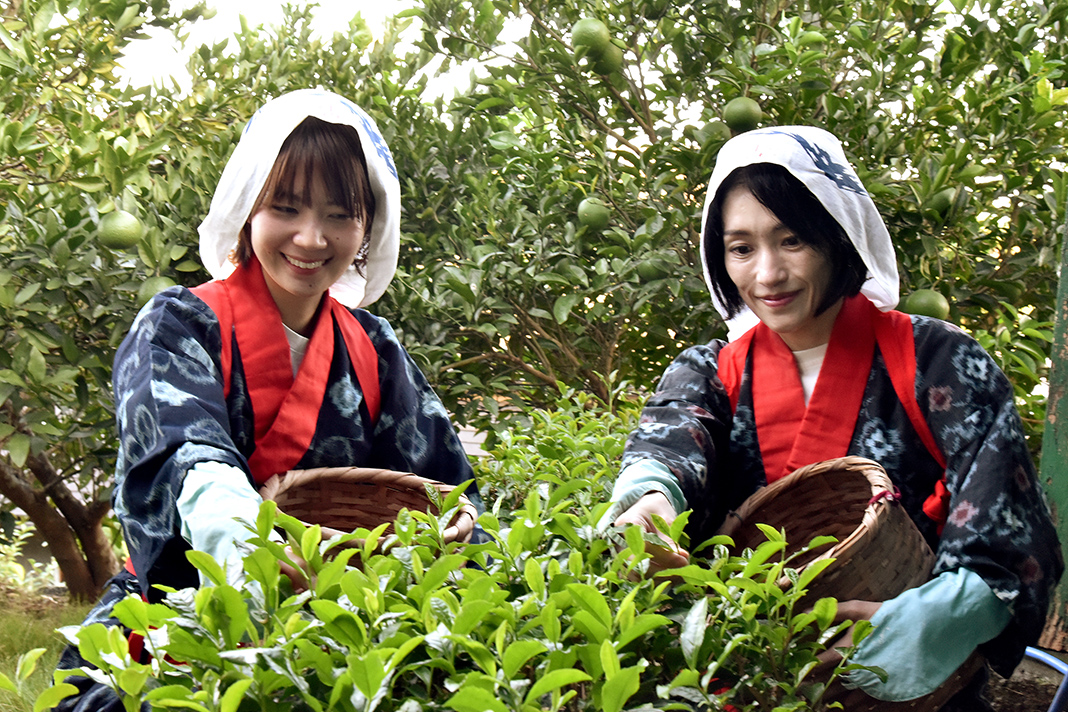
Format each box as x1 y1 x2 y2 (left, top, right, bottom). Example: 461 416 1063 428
44 484 869 712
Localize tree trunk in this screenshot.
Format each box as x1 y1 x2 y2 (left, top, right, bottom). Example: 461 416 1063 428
1038 207 1068 651
26 452 118 592
0 454 118 601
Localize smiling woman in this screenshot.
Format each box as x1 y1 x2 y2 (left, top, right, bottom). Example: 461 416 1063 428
51 89 486 712
238 116 376 334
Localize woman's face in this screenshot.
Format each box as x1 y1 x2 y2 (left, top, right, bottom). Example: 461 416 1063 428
721 185 841 350
249 170 366 335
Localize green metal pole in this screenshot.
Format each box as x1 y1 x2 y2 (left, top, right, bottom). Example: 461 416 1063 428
1038 212 1068 651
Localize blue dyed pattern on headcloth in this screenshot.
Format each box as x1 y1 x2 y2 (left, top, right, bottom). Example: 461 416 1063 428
243 90 398 180
766 130 867 195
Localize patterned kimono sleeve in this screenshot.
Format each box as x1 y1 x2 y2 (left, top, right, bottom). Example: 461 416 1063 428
913 316 1064 676
112 288 250 594
620 341 736 541
355 311 484 514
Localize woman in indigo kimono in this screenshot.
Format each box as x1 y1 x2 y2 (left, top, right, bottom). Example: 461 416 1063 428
56 89 483 711
604 126 1062 709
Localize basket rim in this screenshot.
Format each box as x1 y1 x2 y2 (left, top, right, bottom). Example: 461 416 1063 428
258 466 478 544
716 456 930 568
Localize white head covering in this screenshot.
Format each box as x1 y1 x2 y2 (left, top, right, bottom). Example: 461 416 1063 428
699 126 899 340
198 88 401 307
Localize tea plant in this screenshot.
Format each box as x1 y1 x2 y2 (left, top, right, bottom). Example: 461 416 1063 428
474 385 642 513
39 482 868 712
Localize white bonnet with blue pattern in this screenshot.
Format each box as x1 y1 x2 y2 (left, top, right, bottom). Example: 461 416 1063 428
700 126 899 340
198 88 401 308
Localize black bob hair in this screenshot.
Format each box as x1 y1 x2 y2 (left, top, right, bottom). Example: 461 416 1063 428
703 163 868 319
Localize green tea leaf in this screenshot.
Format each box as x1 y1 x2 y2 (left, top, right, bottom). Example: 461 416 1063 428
524 556 545 598
566 583 612 629
502 639 547 679
680 597 708 668
185 550 226 587
599 639 620 678
447 684 509 712
525 668 591 703
220 679 253 712
32 683 80 712
601 665 641 712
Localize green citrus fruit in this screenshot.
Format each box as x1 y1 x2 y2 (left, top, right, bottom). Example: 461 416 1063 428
98 209 144 249
798 30 826 47
571 17 611 57
592 42 624 74
902 289 950 321
578 197 611 231
636 258 673 281
927 187 955 215
723 97 762 133
137 276 177 306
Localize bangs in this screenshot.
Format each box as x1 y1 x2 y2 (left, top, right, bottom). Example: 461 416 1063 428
231 116 378 269
260 117 375 225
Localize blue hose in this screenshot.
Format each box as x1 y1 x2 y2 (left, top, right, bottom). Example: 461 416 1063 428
1024 646 1068 712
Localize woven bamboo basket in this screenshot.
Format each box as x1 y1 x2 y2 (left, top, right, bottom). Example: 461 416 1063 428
714 456 979 711
715 456 934 602
258 467 477 546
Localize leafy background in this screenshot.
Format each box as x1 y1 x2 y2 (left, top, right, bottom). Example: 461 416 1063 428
0 0 1064 639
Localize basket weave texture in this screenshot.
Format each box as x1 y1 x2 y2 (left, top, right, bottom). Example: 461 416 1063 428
258 467 476 545
715 456 934 602
715 456 978 712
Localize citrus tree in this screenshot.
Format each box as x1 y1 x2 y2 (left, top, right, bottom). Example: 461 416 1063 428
0 0 435 598
380 0 1068 439
0 0 218 599
2 0 1066 601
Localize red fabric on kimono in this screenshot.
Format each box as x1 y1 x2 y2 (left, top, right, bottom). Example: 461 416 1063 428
191 257 381 485
718 295 948 523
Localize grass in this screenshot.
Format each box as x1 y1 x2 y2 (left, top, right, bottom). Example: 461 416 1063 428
0 585 92 712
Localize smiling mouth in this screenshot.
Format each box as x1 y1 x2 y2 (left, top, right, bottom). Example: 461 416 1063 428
284 254 327 270
758 292 798 307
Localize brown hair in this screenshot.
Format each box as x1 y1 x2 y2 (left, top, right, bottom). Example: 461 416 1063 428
232 116 377 272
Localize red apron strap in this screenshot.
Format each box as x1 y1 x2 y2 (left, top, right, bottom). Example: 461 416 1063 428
330 299 381 421
190 260 382 483
750 325 809 482
871 304 950 531
871 305 946 469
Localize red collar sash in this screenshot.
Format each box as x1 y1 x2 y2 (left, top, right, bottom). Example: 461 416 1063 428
191 258 381 484
718 295 946 486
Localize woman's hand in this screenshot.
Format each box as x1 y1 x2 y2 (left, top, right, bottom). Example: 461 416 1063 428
813 599 882 709
279 546 310 593
613 491 691 575
817 599 882 664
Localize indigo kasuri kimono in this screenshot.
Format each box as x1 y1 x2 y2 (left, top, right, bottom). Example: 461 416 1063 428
115 263 483 597
620 295 1062 679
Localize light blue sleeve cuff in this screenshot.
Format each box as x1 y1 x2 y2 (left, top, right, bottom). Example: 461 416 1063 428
841 567 1011 701
598 459 687 530
177 461 266 582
